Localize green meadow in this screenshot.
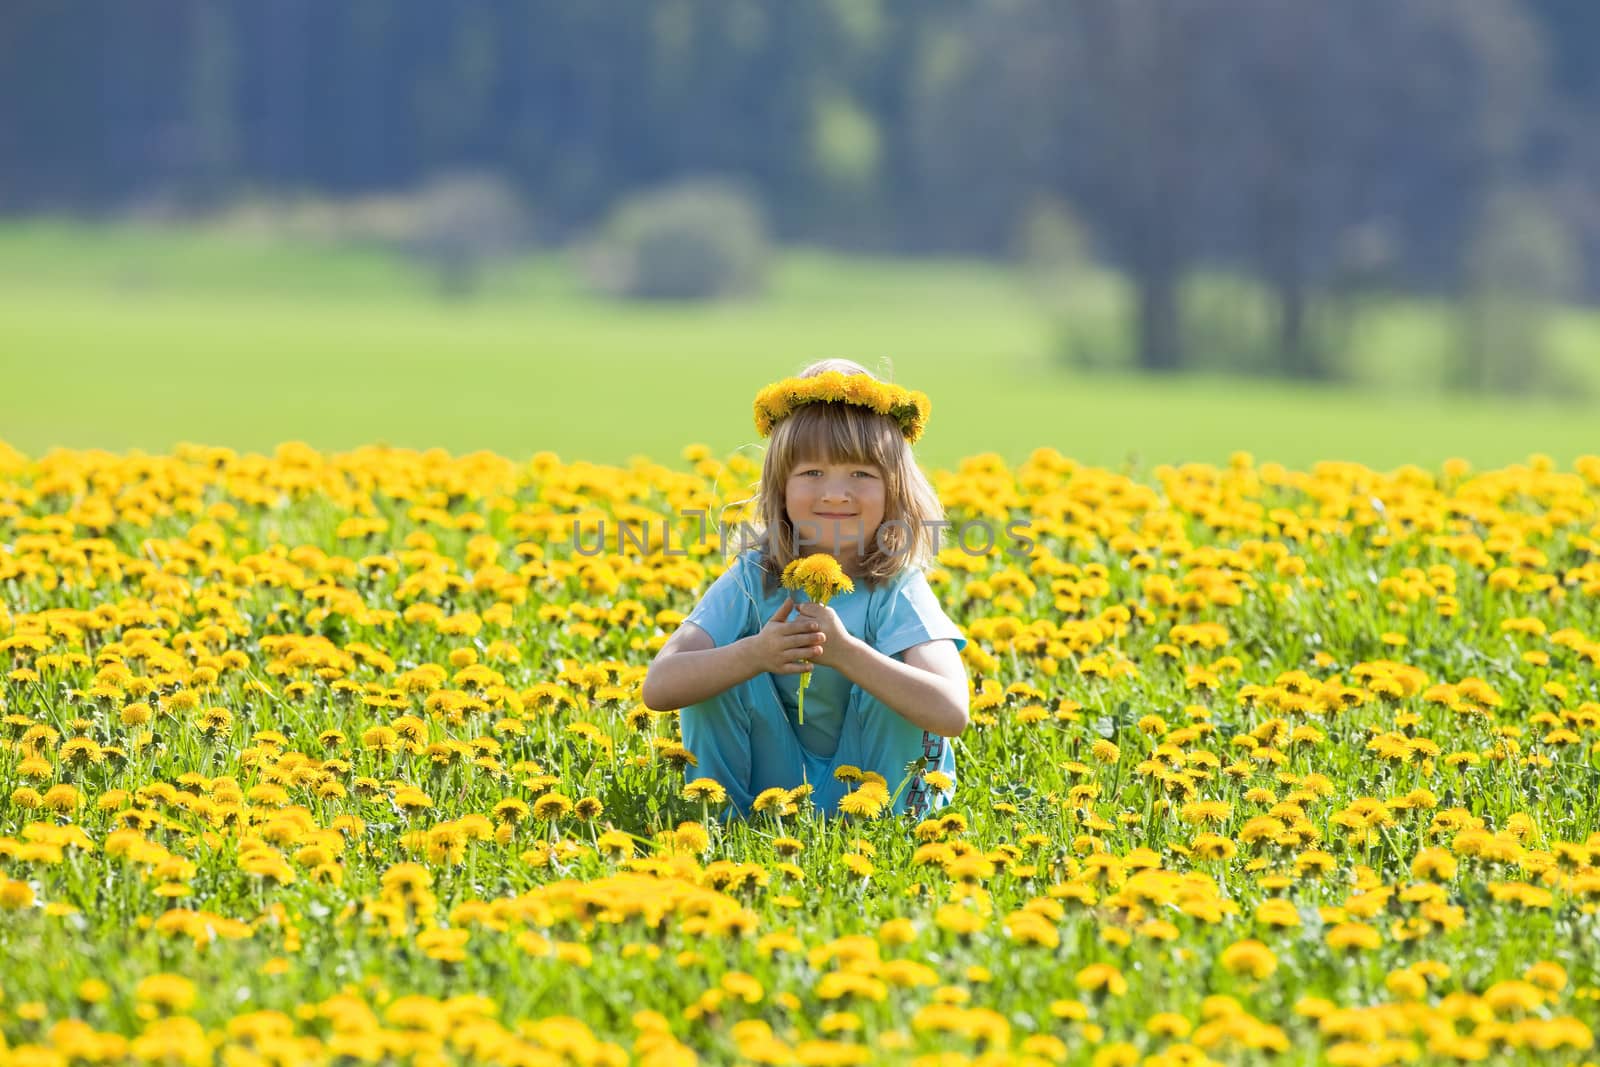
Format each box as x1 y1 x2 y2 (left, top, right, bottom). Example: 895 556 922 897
3 221 1598 473
2 223 1599 1066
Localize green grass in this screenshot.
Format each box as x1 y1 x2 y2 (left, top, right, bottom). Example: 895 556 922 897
3 220 1600 473
1 439 1597 1063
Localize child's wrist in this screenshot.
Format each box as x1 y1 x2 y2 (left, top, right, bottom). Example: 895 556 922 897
732 635 761 679
834 633 870 674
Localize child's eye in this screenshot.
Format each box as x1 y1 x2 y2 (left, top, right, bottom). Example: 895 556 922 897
853 470 878 478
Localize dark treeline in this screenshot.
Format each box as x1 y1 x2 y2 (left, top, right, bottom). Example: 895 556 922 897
3 0 1598 379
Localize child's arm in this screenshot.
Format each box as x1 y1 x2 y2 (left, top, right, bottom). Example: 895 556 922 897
836 636 969 737
793 602 968 737
641 598 823 711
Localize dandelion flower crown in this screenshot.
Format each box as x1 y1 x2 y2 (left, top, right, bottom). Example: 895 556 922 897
753 371 931 444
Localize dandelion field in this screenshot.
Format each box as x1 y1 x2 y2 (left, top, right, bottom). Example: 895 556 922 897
0 439 1598 1067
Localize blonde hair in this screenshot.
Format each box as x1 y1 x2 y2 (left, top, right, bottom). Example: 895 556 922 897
751 360 944 590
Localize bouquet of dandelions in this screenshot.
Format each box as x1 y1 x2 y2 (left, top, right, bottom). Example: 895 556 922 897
780 554 854 725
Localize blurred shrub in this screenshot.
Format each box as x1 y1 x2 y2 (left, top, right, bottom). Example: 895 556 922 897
1016 197 1130 372
207 171 532 298
1179 273 1279 377
1018 196 1092 292
581 179 768 301
401 172 531 298
1456 187 1583 397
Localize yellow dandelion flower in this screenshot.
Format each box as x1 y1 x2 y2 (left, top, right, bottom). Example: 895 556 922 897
596 830 634 858
1050 998 1088 1021
0 879 36 909
1219 939 1278 980
782 554 854 607
1482 979 1546 1015
1254 898 1301 928
838 784 890 819
778 554 854 725
532 793 573 820
134 974 196 1014
1386 967 1428 1001
1325 922 1381 952
76 978 111 1004
1075 963 1128 997
1146 1013 1192 1038
842 853 875 878
1410 847 1458 881
683 778 729 805
752 787 791 814
492 798 530 824
1524 961 1567 992
932 904 986 937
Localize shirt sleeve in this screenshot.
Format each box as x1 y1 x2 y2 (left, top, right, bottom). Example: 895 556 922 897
683 554 760 647
875 569 967 657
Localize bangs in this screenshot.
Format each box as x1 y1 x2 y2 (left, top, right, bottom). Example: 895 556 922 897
771 404 900 472
752 387 945 589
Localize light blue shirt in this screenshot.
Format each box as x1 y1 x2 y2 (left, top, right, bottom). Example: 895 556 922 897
683 548 967 759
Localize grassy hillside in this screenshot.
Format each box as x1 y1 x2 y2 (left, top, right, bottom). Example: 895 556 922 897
2 221 1598 472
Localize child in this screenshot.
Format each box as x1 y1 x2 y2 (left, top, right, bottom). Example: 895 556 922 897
641 359 969 817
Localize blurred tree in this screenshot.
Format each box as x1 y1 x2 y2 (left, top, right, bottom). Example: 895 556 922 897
910 1 1220 371
1072 4 1202 374
1522 0 1600 301
1456 186 1580 395
908 0 1553 377
1211 0 1546 379
186 2 237 208
0 0 1596 397
812 93 880 190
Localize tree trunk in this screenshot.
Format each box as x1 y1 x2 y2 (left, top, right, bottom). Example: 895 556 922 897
1136 262 1182 373
1277 269 1316 379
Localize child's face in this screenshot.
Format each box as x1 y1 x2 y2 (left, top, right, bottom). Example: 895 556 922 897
785 457 886 567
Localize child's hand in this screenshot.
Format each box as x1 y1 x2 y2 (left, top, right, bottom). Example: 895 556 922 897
743 597 826 675
793 602 855 668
